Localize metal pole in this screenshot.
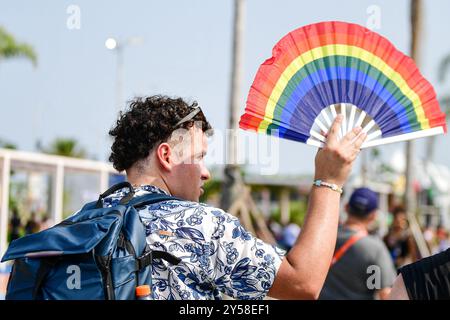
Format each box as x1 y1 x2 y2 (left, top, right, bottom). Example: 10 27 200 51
116 45 124 114
100 169 109 193
51 162 64 224
221 0 245 210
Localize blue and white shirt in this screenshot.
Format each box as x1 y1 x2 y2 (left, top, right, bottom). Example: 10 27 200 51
102 185 285 300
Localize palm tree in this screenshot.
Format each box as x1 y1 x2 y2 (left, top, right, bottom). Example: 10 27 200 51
0 26 36 151
41 138 86 158
405 0 431 258
0 26 37 66
405 0 422 215
0 139 17 150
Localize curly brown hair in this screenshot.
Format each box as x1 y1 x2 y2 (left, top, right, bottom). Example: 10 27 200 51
109 95 212 172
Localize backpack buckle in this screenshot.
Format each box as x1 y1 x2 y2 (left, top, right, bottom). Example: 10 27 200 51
136 248 181 271
136 249 152 271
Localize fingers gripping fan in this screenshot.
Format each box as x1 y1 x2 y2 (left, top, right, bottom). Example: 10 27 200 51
239 21 447 148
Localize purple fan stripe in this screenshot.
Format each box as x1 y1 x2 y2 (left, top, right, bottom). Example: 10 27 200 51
279 67 413 136
288 80 410 137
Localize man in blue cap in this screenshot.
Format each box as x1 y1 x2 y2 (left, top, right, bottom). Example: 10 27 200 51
319 187 396 300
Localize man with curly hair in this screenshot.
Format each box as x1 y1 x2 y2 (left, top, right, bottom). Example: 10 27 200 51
105 95 366 300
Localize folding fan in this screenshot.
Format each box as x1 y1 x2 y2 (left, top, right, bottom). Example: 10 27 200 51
239 21 447 148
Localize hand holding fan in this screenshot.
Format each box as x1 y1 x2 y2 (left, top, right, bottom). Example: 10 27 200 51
239 21 447 148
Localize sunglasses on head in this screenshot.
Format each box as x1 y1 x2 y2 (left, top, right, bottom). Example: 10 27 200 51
175 105 204 127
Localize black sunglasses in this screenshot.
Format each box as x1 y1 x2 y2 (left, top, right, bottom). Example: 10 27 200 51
175 106 204 127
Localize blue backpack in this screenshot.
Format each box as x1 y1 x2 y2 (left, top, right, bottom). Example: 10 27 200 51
1 182 181 300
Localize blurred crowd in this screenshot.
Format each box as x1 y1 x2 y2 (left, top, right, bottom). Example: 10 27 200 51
4 187 450 300
267 201 450 269
265 188 450 300
8 209 53 242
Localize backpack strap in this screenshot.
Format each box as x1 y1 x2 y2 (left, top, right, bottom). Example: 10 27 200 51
152 250 181 265
128 193 183 267
331 230 367 266
136 246 181 271
95 181 135 208
96 189 184 267
32 257 61 299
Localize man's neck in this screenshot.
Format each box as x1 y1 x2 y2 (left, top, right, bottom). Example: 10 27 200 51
344 217 369 232
126 173 172 195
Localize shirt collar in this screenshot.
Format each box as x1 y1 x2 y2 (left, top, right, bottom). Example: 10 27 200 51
133 184 171 196
102 184 171 207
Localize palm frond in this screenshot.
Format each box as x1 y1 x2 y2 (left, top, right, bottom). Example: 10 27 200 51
0 26 37 66
44 138 86 158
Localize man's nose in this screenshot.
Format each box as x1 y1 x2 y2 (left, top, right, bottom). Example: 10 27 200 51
201 167 211 181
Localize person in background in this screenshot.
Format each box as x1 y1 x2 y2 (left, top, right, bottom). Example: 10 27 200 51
9 208 21 241
267 216 283 243
279 223 301 252
433 225 450 254
383 206 419 268
319 187 397 300
389 246 450 300
24 211 40 235
422 222 436 253
39 214 54 232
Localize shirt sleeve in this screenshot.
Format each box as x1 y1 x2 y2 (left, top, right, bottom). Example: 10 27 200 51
206 208 286 300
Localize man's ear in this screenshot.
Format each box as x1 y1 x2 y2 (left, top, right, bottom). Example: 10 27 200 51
156 142 172 171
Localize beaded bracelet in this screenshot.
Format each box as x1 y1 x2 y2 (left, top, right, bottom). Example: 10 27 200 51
313 179 343 194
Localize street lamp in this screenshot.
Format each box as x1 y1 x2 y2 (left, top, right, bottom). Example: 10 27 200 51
105 36 143 113
105 38 117 50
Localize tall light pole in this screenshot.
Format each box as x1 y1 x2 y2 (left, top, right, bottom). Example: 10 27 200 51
105 37 143 113
221 0 245 210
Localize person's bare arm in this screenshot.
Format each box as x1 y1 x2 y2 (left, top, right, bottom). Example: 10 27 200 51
268 115 366 299
388 274 410 300
377 287 392 300
407 234 419 262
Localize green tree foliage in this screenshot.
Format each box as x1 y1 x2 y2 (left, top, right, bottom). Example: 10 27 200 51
271 200 308 226
0 26 37 66
41 138 87 158
0 138 17 149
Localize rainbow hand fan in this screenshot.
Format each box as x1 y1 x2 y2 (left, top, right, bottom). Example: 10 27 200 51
239 21 447 148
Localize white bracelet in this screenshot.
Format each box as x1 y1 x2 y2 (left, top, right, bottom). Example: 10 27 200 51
313 179 343 194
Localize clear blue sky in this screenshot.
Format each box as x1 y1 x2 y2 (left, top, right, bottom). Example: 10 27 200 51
1 0 450 175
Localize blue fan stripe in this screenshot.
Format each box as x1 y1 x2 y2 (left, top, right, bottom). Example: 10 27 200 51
287 79 410 137
279 66 413 136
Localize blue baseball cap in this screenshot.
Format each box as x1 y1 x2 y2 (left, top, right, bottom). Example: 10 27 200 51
348 187 379 216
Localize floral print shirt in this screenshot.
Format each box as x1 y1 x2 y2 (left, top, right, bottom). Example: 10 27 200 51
102 185 285 300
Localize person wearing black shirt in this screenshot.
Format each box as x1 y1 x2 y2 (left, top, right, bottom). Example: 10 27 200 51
389 248 450 300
